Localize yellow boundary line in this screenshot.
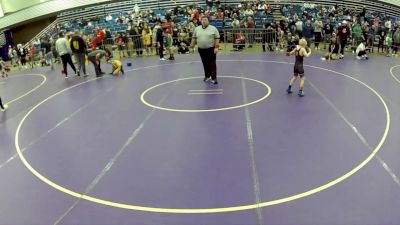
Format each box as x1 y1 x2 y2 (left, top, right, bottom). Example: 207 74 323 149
389 65 400 84
15 60 390 213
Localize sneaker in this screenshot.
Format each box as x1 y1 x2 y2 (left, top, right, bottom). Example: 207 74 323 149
160 58 167 61
298 90 305 97
286 88 293 94
83 73 89 77
1 104 7 112
65 75 69 78
356 56 361 60
75 72 80 76
203 77 211 82
210 79 218 84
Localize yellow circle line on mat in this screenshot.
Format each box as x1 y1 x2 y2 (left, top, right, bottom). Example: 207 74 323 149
389 65 400 84
5 74 47 105
15 60 390 213
140 76 271 112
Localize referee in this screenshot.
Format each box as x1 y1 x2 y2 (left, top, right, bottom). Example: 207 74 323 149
190 16 220 84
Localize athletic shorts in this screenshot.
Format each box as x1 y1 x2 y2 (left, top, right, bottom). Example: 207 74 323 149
293 63 304 75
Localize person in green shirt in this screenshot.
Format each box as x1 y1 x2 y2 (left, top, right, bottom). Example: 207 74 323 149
352 23 363 47
385 32 393 57
393 28 400 55
165 29 174 60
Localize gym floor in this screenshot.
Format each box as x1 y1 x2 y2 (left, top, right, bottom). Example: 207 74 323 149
0 51 399 225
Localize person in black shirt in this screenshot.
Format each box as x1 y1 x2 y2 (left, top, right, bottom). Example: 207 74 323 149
17 44 28 68
70 30 88 76
156 25 166 60
176 35 190 54
323 21 334 49
286 39 311 97
323 37 340 60
377 24 386 53
40 38 53 69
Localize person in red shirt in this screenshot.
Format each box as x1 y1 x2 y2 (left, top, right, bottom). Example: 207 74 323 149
215 9 224 19
337 20 351 58
91 36 98 51
115 34 126 58
95 28 106 49
246 17 255 47
162 19 173 34
29 43 36 68
194 9 200 20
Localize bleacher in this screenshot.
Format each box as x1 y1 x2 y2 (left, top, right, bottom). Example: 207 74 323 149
56 0 400 33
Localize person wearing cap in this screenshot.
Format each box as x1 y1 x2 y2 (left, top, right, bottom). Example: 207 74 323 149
337 20 351 58
190 15 220 84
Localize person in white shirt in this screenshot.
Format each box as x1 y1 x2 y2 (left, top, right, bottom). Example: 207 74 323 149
105 14 113 22
55 31 77 78
356 40 368 60
295 20 303 37
244 8 254 17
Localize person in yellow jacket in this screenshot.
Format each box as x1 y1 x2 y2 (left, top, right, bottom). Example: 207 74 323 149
142 26 153 55
110 59 124 75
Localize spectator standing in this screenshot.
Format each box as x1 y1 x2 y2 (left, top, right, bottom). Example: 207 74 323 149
337 21 351 58
314 19 323 50
55 31 77 78
70 30 88 76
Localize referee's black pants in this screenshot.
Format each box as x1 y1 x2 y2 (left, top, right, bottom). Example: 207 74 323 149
198 47 217 81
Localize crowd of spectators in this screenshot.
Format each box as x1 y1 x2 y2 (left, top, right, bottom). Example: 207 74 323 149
4 0 400 69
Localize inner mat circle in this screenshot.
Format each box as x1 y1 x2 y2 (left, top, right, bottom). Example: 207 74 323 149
140 76 272 112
